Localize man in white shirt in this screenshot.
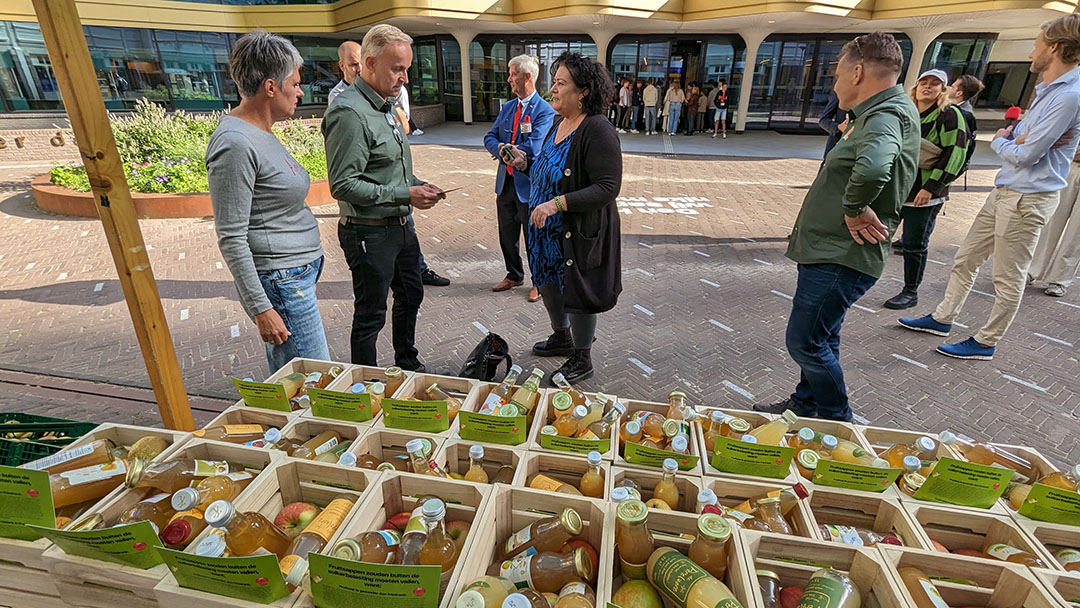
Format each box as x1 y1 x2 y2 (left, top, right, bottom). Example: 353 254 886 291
327 40 361 105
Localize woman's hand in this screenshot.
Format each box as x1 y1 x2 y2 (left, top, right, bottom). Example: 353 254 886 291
255 309 291 345
531 199 560 228
912 188 934 207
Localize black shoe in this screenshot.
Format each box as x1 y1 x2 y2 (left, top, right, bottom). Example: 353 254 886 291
753 398 811 416
421 269 450 287
553 349 594 384
883 290 918 310
397 362 426 373
533 328 574 357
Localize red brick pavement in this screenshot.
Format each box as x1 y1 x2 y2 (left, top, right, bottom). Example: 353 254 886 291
0 148 1077 465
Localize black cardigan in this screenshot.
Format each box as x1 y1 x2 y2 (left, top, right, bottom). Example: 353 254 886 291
551 113 623 314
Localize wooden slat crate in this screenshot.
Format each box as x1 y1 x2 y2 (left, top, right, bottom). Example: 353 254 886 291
736 530 908 608
788 418 905 499
155 459 379 608
446 485 607 607
370 372 479 435
607 465 702 513
265 358 351 384
1012 516 1080 573
806 487 929 550
857 425 961 462
443 379 546 449
342 428 445 475
1032 569 1080 607
436 438 524 485
276 418 368 462
513 449 611 501
613 398 703 475
525 388 616 460
878 544 1060 607
946 439 1059 513
315 470 492 608
300 364 416 426
41 439 277 608
203 406 294 441
599 506 754 607
694 408 800 484
904 501 1052 567
700 476 819 538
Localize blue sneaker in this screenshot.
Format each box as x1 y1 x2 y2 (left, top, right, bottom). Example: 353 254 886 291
898 314 952 337
937 337 995 360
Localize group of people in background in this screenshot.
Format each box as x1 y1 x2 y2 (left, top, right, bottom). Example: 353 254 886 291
611 77 731 138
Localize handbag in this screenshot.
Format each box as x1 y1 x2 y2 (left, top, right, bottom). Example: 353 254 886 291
919 138 942 170
458 332 513 381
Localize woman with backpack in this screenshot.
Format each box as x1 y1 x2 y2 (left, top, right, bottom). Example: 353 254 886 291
883 69 972 310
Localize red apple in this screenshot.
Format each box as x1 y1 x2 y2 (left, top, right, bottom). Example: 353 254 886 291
382 520 398 531
561 539 599 579
931 539 950 553
274 502 320 539
388 511 413 532
779 586 803 608
879 534 903 546
446 520 471 552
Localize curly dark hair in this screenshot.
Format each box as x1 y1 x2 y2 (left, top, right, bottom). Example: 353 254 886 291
551 51 615 116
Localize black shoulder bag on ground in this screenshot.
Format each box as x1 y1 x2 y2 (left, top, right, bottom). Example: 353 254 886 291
459 332 513 381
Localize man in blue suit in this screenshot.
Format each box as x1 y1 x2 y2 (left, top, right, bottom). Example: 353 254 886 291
484 55 554 302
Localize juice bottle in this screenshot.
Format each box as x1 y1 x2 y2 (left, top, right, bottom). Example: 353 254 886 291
750 410 798 445
192 424 268 445
646 547 742 608
291 430 343 460
829 438 878 466
610 487 632 503
384 366 405 396
194 531 230 557
456 576 517 608
585 401 626 439
696 489 718 514
555 406 587 436
160 509 208 548
23 438 117 474
349 452 380 469
615 499 654 580
399 501 429 565
503 590 552 608
880 436 937 468
747 497 791 534
723 418 752 439
552 372 592 408
126 458 242 493
496 507 582 562
666 391 694 421
491 464 516 485
554 582 595 608
819 524 893 546
1038 464 1080 490
938 431 1035 480
897 566 950 608
204 499 292 558
479 365 523 415
280 496 355 585
663 418 692 440
577 395 609 431
529 473 583 496
788 427 817 453
508 369 545 415
732 484 809 515
549 391 574 422
580 451 605 498
261 428 302 454
407 438 449 478
1053 547 1080 571
367 382 385 416
277 372 306 399
796 449 819 480
901 456 922 475
464 445 489 483
817 434 839 459
899 473 926 496
314 440 353 463
702 411 727 453
331 529 402 563
487 547 594 593
631 410 666 440
669 434 690 454
418 499 459 572
654 458 681 510
620 420 643 444
171 471 255 511
115 493 176 531
49 461 129 508
640 438 662 449
688 513 732 580
425 383 463 420
983 543 1047 567
798 568 861 608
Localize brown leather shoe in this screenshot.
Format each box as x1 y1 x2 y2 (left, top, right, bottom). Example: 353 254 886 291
492 278 523 292
528 286 542 302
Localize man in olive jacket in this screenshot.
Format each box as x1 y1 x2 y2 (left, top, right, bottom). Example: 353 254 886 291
756 33 919 422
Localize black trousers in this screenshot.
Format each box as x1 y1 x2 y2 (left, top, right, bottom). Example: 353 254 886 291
338 220 424 368
900 204 943 292
497 183 529 282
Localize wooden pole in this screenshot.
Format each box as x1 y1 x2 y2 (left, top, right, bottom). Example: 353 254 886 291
32 0 195 431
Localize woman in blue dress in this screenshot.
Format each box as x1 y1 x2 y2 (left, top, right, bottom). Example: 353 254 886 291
506 52 623 384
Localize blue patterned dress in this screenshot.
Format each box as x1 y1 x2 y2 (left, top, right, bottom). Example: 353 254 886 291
528 129 577 287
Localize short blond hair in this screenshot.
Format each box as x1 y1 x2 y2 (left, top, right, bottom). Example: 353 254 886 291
1042 14 1080 64
909 77 950 111
362 25 413 62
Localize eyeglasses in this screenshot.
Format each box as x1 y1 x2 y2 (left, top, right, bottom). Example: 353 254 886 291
850 35 866 60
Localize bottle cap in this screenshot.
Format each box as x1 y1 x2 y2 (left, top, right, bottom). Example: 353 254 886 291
625 420 641 435
572 405 589 420
662 458 679 473
671 434 689 453
668 391 687 400
797 427 815 442
194 533 227 557
497 404 521 418
457 590 486 608
338 452 358 467
171 487 200 511
791 483 810 499
406 438 425 454
160 519 193 546
781 410 798 424
1073 464 1080 479
204 500 236 528
728 418 752 433
902 455 922 471
572 546 595 581
697 513 731 541
502 594 531 608
611 400 627 416
758 496 781 505
385 366 402 377
711 411 728 424
697 488 718 506
551 372 567 386
616 499 648 523
662 419 682 438
331 538 361 560
915 436 936 453
938 430 957 445
552 391 573 411
756 569 781 581
797 449 819 470
871 458 890 468
470 445 484 459
682 409 697 424
124 458 147 488
284 556 308 587
740 433 758 444
903 473 926 489
821 435 838 450
427 382 440 394
264 428 283 444
422 498 445 521
242 377 254 382
368 381 385 396
376 462 395 471
296 394 311 409
349 382 367 394
587 451 602 465
508 364 523 374
419 438 434 457
560 508 583 535
541 425 558 436
610 487 630 502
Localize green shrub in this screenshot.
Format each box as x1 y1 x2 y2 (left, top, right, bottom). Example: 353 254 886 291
51 98 328 193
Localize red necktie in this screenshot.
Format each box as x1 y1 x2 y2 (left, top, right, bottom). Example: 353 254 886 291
507 102 522 175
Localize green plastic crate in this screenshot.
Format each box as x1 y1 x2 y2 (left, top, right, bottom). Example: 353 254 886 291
0 412 99 467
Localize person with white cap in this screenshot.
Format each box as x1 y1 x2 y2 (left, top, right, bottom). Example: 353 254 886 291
882 68 972 310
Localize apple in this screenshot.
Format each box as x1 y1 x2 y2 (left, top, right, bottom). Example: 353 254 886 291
388 511 413 532
931 539 950 553
779 586 803 608
560 539 599 578
446 520 471 552
274 502 320 539
645 498 672 510
611 580 662 608
879 534 903 546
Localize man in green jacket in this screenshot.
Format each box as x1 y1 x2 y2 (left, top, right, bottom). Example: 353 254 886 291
756 32 920 421
322 24 446 370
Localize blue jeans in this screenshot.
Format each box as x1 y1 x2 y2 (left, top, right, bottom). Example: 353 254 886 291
645 106 657 132
785 263 877 421
630 105 641 130
257 256 330 373
667 102 682 135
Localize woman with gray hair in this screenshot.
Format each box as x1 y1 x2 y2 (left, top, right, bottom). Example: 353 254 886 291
207 29 330 373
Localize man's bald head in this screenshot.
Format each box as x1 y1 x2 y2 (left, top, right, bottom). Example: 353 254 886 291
338 40 362 85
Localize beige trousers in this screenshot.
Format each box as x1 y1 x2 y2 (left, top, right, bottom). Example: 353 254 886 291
933 186 1060 346
1030 162 1080 287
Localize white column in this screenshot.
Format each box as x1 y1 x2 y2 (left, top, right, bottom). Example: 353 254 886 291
904 28 945 91
452 30 475 124
590 29 617 67
735 30 768 133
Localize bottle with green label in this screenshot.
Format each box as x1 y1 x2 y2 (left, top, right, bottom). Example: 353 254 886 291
646 546 744 608
796 567 860 608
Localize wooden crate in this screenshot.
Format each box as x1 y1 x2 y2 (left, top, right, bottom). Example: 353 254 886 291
700 477 818 539
276 418 367 461
513 450 611 501
857 424 962 462
614 398 703 475
1013 516 1080 573
370 372 479 435
904 501 1052 566
446 485 607 607
0 585 69 608
320 470 492 608
1033 569 1080 607
599 506 754 608
693 407 773 452
299 364 415 426
807 487 929 550
40 439 278 608
436 438 525 485
155 459 379 608
878 544 1060 607
342 428 445 475
265 358 351 384
607 465 702 513
695 409 799 484
791 418 903 499
444 380 546 449
204 405 295 439
947 439 1060 512
736 530 908 608
525 388 615 460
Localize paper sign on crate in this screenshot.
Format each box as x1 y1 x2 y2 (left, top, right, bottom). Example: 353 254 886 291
233 378 292 412
814 460 902 493
308 388 374 423
31 521 163 569
710 436 792 479
158 548 290 605
0 465 54 540
381 399 450 433
309 553 440 608
1017 482 1080 526
457 410 527 446
624 441 700 471
911 457 1011 509
540 433 610 455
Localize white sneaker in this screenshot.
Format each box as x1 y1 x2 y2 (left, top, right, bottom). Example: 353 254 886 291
617 128 626 134
631 130 639 134
413 129 424 135
711 133 716 138
722 133 727 139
